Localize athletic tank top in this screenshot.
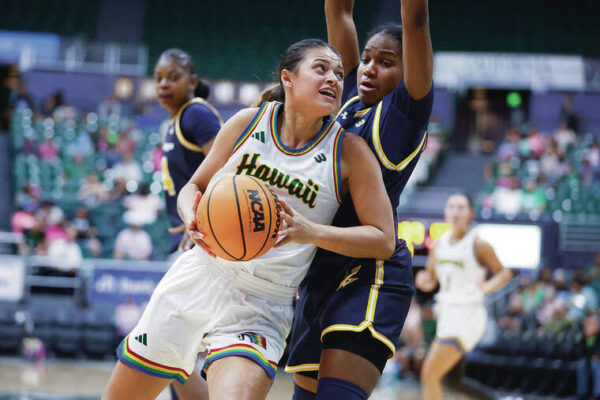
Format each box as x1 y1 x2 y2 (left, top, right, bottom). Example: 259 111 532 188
434 227 485 305
208 101 345 288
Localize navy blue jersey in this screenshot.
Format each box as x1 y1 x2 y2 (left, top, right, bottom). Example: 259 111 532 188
310 67 433 267
161 98 222 252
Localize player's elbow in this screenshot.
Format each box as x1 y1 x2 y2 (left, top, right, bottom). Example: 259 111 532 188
377 231 396 260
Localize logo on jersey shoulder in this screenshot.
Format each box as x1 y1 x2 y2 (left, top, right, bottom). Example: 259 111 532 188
251 131 265 143
355 119 366 127
341 111 348 120
246 189 265 232
314 153 327 163
337 265 361 290
162 142 175 152
236 153 319 209
237 331 267 349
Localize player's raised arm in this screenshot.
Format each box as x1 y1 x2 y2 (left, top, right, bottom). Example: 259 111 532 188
325 0 360 76
401 0 433 100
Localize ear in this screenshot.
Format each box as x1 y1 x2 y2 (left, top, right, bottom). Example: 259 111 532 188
280 69 294 88
189 74 199 91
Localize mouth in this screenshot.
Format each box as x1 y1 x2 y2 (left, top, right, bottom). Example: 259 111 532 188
318 88 337 100
359 81 376 93
157 93 173 101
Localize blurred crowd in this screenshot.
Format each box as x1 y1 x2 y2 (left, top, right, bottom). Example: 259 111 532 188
9 81 169 263
478 115 600 219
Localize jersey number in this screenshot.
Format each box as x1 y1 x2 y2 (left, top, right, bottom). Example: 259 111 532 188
161 156 176 196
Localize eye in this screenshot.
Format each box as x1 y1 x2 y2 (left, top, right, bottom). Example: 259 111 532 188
335 71 344 79
315 64 325 72
360 57 370 64
382 60 392 67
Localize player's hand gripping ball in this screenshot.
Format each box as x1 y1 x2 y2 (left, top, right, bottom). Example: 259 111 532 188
196 175 282 261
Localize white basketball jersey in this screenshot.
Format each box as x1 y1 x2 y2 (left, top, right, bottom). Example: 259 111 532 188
433 227 485 305
208 101 344 288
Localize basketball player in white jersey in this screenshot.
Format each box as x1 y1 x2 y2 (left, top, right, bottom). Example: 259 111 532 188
415 194 513 400
102 39 397 400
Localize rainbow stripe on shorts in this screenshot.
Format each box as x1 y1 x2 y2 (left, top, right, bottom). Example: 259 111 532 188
202 344 278 379
116 335 190 384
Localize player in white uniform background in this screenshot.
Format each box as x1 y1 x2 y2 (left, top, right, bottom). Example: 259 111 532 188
102 38 397 400
415 194 513 400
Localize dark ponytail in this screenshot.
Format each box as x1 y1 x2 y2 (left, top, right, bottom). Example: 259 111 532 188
255 38 340 107
194 78 210 99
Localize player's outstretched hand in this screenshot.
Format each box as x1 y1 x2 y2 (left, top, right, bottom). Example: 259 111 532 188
274 198 316 248
185 191 216 258
415 270 436 292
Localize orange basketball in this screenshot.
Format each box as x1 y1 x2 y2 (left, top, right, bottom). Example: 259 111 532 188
196 175 282 261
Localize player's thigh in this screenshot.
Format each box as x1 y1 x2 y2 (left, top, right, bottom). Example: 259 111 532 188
318 348 381 396
421 341 463 382
171 365 208 400
206 356 272 400
102 361 171 400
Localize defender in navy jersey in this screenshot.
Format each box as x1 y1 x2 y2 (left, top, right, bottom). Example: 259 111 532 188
154 49 222 400
155 49 223 254
286 1 434 399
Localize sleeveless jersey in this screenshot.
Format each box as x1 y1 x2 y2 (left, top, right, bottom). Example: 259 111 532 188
433 228 485 305
162 98 222 251
208 101 345 288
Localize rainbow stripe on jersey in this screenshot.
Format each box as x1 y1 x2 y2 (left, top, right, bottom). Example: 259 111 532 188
202 344 278 379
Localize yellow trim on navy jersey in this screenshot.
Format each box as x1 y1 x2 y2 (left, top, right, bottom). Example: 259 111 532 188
319 260 396 356
332 126 345 203
371 101 428 171
336 96 359 119
175 97 224 153
231 102 270 154
284 363 321 373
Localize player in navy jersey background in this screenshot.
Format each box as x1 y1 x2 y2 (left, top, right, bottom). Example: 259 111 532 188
154 48 222 400
285 0 433 399
155 48 223 257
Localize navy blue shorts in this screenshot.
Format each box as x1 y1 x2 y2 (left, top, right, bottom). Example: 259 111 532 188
285 243 414 375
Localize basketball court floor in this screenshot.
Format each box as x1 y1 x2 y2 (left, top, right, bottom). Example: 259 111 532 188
0 357 534 400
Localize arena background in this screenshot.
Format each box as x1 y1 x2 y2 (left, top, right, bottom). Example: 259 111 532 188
1 0 600 399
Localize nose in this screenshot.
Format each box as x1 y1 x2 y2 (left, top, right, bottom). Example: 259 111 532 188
157 77 169 88
363 60 376 78
325 69 337 84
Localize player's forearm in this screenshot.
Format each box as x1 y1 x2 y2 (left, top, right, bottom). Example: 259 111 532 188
401 0 429 29
177 183 201 225
482 268 513 296
310 224 395 260
325 0 353 18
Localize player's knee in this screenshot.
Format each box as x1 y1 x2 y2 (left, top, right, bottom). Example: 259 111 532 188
315 377 367 400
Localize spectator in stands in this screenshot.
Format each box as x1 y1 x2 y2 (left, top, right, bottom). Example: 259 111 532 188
122 184 163 226
110 149 142 184
568 275 599 323
498 292 525 332
520 180 546 214
46 224 83 274
115 298 144 338
9 82 35 111
11 203 37 254
542 299 574 334
586 252 600 298
560 93 579 133
39 90 64 117
115 125 137 158
35 200 64 231
21 137 37 156
151 143 162 172
99 93 123 120
65 130 94 159
113 223 152 261
37 137 59 160
79 173 110 207
395 299 427 380
492 177 522 216
554 121 577 154
64 154 92 185
585 140 600 169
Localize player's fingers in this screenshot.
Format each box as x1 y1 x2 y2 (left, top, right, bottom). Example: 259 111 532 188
277 198 294 216
192 191 203 210
279 211 294 227
274 235 291 248
168 224 186 234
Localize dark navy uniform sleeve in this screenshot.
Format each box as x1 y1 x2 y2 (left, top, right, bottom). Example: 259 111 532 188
389 80 433 126
375 80 433 168
341 66 359 104
180 104 221 148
